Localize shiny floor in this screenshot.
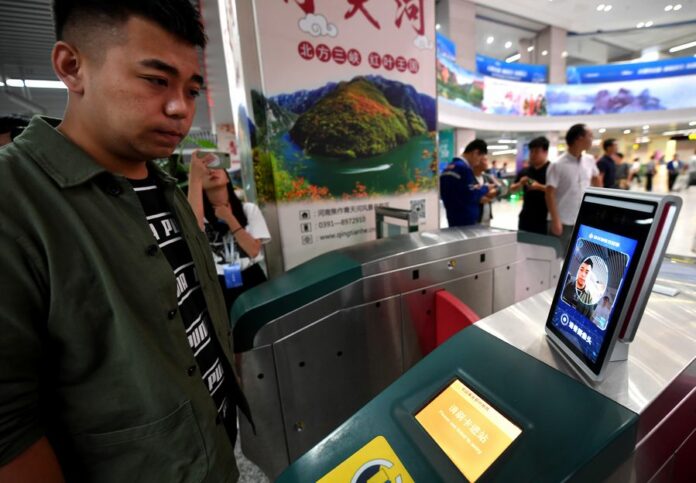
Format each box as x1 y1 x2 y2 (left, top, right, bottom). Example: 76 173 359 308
440 169 696 258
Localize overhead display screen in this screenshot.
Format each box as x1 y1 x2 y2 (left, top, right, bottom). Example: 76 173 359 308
415 379 521 482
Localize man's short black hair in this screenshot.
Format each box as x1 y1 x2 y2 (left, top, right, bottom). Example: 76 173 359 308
565 124 587 146
529 136 549 152
464 139 488 155
602 138 617 151
581 258 593 269
0 116 30 140
53 0 206 48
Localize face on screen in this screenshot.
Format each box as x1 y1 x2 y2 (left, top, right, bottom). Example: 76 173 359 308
551 225 637 364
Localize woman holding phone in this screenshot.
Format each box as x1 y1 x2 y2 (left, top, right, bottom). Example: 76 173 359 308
188 151 271 313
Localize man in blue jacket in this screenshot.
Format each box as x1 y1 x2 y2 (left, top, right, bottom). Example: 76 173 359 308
440 139 498 226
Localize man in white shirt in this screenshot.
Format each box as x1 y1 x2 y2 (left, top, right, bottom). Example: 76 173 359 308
546 124 601 253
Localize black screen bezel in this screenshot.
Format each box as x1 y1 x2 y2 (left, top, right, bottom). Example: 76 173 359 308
545 193 657 375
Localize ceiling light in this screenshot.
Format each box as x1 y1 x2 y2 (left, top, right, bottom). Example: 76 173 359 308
505 41 512 49
486 36 494 44
597 4 605 11
562 51 568 58
498 139 517 143
674 4 682 10
527 46 535 52
6 79 24 87
491 149 517 156
541 50 549 56
604 5 613 12
645 21 654 27
669 40 696 53
665 5 674 11
0 81 4 87
689 121 696 126
488 145 510 150
637 22 645 28
24 80 67 89
505 53 521 63
599 128 606 133
623 129 631 134
643 125 650 130
436 23 441 30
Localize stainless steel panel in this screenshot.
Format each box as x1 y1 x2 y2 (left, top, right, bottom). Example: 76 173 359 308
238 345 287 479
273 296 403 461
493 263 516 313
513 258 552 302
255 232 519 348
476 258 696 415
401 271 494 337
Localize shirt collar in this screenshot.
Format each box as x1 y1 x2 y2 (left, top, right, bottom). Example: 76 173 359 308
14 116 177 188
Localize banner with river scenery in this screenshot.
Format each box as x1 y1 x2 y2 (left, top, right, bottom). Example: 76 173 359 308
252 0 438 268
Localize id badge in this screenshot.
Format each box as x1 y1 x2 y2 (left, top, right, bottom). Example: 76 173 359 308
223 263 243 289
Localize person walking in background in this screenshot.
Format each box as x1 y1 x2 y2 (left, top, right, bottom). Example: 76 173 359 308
596 138 618 188
546 124 601 253
615 153 630 190
440 139 497 227
188 152 271 314
646 153 657 192
510 136 550 234
667 154 683 192
630 157 642 186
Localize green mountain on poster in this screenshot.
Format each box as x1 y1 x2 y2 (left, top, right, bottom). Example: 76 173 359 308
289 77 427 159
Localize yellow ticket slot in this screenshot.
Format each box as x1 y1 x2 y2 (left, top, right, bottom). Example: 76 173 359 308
415 379 522 482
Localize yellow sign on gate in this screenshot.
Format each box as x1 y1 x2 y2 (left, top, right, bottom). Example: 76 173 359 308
317 435 414 483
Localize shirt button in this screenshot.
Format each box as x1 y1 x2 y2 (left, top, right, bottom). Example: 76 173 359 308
167 309 177 320
108 185 122 196
187 365 197 376
146 244 158 256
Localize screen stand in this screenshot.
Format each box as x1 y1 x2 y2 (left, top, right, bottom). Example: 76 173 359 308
609 340 630 362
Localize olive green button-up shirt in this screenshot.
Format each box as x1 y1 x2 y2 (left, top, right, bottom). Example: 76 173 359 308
0 117 246 482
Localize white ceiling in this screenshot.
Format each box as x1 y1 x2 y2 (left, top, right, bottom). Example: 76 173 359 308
464 0 696 61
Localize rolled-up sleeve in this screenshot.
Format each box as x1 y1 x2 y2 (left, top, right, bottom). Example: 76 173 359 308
0 230 46 465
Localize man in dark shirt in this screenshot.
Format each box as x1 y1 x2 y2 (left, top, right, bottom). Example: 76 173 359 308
511 136 550 234
597 138 618 188
0 1 248 482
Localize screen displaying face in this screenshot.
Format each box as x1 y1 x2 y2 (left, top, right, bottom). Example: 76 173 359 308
549 225 638 364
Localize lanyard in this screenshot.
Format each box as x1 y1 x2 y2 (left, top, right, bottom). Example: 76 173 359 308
223 235 237 264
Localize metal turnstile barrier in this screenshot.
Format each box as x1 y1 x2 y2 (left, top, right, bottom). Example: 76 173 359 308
230 227 562 479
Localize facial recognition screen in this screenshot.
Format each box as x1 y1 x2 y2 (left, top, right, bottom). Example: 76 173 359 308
549 225 638 365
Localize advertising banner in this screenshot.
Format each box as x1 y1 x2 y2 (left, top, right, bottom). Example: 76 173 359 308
436 32 456 64
476 54 547 83
547 73 696 115
437 55 484 111
252 0 437 269
482 77 547 116
567 56 696 84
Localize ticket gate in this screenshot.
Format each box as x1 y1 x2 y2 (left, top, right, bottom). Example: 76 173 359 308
231 227 562 478
276 256 696 482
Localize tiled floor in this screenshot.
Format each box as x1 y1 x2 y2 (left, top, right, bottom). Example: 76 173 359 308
440 172 696 258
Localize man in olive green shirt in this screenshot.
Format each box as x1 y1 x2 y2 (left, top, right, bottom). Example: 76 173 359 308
0 1 249 482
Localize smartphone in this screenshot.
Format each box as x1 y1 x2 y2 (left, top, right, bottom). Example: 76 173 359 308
201 151 231 170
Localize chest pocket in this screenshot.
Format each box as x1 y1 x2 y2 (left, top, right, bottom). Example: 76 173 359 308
72 401 207 483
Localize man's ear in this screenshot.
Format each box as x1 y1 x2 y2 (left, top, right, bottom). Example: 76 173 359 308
52 41 85 95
